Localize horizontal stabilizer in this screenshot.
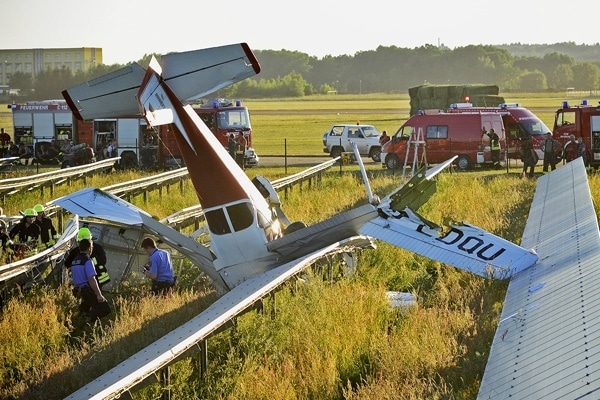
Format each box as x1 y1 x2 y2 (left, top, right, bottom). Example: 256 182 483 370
379 156 457 212
359 208 538 279
62 43 260 120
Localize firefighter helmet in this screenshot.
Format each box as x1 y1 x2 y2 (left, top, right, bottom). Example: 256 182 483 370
76 227 92 241
24 208 38 217
33 204 44 214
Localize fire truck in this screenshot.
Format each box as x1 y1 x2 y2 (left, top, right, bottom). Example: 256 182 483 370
159 98 259 168
10 100 72 155
553 99 600 168
10 100 156 168
10 98 258 169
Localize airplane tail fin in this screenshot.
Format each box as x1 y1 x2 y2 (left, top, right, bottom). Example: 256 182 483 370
62 43 260 120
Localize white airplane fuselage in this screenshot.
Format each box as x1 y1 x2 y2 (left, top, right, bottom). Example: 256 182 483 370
137 59 283 286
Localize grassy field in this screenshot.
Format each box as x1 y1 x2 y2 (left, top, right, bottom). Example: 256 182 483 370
1 93 600 399
2 92 599 157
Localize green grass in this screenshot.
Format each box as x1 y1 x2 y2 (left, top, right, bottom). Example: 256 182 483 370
2 94 600 399
3 92 600 157
3 164 587 399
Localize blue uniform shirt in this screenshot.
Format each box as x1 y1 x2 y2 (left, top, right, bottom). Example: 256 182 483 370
148 248 174 282
71 253 96 287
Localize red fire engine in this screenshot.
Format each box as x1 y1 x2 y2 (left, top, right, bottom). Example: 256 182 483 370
553 99 600 168
158 98 259 168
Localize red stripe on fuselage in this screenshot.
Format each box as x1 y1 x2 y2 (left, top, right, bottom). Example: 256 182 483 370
158 80 249 209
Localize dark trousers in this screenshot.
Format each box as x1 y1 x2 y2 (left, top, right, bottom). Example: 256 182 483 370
491 150 500 167
73 286 111 320
543 154 557 172
151 278 176 295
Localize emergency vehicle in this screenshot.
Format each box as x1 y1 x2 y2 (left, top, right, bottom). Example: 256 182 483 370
10 100 73 156
10 100 151 168
553 99 600 168
446 103 552 161
381 110 505 170
159 98 259 168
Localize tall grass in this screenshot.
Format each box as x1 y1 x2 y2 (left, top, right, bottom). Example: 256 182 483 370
0 164 556 399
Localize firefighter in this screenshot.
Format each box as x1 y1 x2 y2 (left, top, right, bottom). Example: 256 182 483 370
482 127 501 169
9 208 41 244
0 128 10 157
8 208 41 257
236 133 247 169
33 204 58 247
65 227 111 287
0 220 13 260
70 238 110 321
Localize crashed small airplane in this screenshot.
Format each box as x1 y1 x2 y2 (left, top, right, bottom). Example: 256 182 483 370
58 43 539 399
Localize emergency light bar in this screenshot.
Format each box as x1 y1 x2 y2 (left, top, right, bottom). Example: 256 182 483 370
450 103 473 109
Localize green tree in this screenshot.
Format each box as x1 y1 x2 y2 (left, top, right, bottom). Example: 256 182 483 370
572 62 600 91
519 70 547 92
552 64 574 90
8 71 34 99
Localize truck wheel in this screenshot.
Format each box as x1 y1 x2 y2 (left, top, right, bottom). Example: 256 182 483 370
330 147 343 159
385 154 400 169
456 155 470 170
370 147 381 162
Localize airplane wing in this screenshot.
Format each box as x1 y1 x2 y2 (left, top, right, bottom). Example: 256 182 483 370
52 187 228 294
359 208 538 279
356 157 538 279
0 216 78 283
62 43 260 120
477 157 600 399
64 236 372 400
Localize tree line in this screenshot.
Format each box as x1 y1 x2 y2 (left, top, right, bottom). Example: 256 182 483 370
6 42 600 101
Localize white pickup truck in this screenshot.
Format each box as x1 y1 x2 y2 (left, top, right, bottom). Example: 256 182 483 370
322 124 382 162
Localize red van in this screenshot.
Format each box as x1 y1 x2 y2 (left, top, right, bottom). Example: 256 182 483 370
382 110 505 170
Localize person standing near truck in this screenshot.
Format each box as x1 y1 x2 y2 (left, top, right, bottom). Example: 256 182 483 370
482 127 501 169
236 133 247 169
562 134 578 163
0 128 11 157
542 133 562 172
520 136 537 179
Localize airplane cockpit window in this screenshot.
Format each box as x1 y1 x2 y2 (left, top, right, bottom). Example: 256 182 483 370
228 202 254 232
205 208 231 235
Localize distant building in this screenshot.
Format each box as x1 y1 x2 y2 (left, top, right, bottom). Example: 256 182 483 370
0 47 102 86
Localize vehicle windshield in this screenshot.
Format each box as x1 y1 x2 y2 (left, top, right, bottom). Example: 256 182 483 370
519 118 552 137
393 125 414 139
217 110 251 130
361 126 381 137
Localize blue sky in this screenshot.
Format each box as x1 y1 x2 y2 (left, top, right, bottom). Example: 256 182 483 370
4 0 598 65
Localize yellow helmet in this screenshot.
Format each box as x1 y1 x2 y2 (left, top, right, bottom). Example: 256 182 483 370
76 227 92 241
33 204 44 214
24 208 38 217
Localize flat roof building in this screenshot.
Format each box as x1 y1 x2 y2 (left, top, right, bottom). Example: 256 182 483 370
0 47 102 86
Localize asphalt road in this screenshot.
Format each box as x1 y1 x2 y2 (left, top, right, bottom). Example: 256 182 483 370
257 155 380 167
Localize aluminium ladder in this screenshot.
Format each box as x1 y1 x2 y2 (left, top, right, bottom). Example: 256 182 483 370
401 127 427 180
